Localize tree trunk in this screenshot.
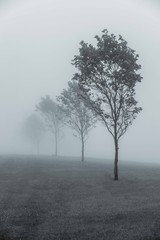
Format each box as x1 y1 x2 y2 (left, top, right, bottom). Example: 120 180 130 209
114 138 119 180
55 132 58 157
37 142 39 156
81 136 84 162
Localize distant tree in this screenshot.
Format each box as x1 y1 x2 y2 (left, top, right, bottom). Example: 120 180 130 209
36 96 64 156
72 29 142 179
22 114 45 155
58 81 96 162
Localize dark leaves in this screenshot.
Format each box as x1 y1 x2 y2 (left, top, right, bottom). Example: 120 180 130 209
72 29 142 140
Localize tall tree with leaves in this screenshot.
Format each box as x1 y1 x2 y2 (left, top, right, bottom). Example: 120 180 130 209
36 96 64 156
73 29 142 180
22 114 45 155
58 81 96 162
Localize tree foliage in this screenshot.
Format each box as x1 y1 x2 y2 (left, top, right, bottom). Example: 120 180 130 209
36 95 64 156
58 81 96 161
22 114 45 155
72 29 142 179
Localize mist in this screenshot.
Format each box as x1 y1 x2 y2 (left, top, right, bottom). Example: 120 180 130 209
1 2 160 239
0 0 160 162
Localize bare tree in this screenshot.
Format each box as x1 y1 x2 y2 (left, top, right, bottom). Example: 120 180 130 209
72 30 142 179
36 96 64 156
58 81 96 162
22 114 45 155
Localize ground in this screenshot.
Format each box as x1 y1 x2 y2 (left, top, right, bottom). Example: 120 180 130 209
0 155 160 239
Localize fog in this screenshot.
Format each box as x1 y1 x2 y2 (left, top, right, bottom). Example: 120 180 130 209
0 0 160 162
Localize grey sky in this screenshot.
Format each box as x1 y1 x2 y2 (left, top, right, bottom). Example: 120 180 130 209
0 0 159 161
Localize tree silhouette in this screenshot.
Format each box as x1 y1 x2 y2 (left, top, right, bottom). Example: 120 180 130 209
22 114 45 155
58 81 96 162
72 29 142 179
36 96 64 156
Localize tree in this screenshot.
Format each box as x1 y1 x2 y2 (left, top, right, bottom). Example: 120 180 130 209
36 95 64 156
72 29 142 180
22 114 45 155
58 81 96 162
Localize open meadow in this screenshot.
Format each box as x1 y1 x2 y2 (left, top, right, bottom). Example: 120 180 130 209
0 155 160 239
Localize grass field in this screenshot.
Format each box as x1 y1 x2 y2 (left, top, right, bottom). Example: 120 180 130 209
0 155 160 239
